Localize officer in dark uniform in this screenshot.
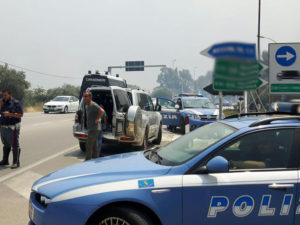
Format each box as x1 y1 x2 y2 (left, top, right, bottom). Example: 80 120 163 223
0 90 23 169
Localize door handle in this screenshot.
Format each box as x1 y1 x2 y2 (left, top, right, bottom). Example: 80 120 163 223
268 183 294 189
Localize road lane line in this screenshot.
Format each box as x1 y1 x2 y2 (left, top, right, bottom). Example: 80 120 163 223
5 171 42 200
0 145 78 184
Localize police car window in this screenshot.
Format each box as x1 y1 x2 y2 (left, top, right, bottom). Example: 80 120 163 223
183 98 216 109
158 99 175 109
156 122 236 165
213 129 295 170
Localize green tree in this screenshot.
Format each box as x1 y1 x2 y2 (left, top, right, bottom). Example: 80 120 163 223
151 87 173 99
0 64 30 101
157 67 194 94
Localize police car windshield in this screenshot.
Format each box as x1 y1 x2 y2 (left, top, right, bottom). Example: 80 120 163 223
52 97 69 101
157 122 236 165
183 98 216 109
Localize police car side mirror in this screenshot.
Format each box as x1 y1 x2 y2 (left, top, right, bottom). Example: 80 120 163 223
205 156 229 173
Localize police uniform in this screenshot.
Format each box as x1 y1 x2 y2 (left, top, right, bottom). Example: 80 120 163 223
0 98 23 168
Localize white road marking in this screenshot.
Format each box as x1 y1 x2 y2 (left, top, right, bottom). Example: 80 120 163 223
5 171 42 200
0 145 78 184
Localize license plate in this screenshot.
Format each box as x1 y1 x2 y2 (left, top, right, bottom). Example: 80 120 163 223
29 201 35 221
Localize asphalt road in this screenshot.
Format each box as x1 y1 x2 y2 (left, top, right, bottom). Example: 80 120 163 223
0 112 181 225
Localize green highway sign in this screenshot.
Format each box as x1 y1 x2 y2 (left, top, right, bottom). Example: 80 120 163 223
271 84 300 93
213 59 264 91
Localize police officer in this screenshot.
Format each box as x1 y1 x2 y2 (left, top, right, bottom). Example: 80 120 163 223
0 90 23 169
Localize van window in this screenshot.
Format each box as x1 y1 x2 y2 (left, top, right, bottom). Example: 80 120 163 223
113 90 130 112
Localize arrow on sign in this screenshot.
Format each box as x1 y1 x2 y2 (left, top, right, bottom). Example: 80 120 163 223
276 52 295 61
257 78 268 89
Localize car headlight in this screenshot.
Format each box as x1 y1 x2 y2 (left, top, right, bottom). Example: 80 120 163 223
36 193 51 207
56 105 63 108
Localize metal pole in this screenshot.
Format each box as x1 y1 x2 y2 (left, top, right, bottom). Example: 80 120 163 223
244 91 248 113
257 0 261 62
219 91 223 119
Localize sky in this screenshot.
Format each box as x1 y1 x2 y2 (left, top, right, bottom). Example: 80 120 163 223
0 0 299 92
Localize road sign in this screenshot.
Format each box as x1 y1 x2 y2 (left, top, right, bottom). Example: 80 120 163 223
125 61 144 71
201 42 256 60
269 43 300 94
213 59 264 91
275 46 296 67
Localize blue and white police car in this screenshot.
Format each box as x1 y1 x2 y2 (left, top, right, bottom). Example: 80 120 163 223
153 93 219 134
29 102 300 225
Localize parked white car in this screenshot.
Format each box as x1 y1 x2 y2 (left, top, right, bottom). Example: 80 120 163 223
43 96 79 113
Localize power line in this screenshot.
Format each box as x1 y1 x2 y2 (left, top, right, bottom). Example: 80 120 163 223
0 60 81 79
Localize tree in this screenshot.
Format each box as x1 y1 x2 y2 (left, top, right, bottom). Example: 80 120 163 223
157 67 194 95
151 87 173 99
0 64 30 101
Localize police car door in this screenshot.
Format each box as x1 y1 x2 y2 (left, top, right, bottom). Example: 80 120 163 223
183 128 298 225
156 97 180 126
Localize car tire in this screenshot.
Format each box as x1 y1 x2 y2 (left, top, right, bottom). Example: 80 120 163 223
63 106 68 114
44 111 49 114
180 117 186 135
79 142 86 152
153 124 162 145
96 206 154 225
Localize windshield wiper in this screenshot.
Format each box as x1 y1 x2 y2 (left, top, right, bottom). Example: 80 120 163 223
146 148 162 164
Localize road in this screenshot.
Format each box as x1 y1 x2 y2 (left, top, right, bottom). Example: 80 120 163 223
0 112 181 225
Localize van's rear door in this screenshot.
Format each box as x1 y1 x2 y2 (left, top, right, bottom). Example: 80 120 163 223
112 89 131 137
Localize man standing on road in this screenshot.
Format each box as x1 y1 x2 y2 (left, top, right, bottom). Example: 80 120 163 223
83 91 104 160
0 90 23 169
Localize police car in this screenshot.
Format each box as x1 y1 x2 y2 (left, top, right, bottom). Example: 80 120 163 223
29 102 300 225
153 93 219 134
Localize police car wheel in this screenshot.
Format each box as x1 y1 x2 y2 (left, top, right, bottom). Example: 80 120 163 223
97 206 154 225
180 117 185 134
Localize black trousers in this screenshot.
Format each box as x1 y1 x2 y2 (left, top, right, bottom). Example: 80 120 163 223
1 126 21 164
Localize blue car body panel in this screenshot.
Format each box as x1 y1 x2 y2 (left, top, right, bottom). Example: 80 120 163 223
154 96 218 130
29 116 300 225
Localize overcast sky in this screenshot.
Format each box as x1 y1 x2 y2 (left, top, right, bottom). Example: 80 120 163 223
0 0 299 91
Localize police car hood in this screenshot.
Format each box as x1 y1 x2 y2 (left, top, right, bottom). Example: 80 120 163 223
32 151 171 198
183 108 218 115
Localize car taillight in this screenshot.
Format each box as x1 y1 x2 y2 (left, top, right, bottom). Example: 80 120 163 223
75 110 81 123
185 116 189 125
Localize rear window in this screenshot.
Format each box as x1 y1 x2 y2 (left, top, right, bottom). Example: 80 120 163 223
113 89 131 112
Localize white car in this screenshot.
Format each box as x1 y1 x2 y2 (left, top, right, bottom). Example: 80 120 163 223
43 96 79 113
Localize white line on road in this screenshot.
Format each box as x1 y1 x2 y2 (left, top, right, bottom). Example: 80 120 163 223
0 145 78 184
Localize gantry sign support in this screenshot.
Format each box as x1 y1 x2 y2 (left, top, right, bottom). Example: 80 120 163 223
107 63 166 73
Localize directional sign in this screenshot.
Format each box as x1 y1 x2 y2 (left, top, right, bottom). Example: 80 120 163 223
269 43 300 94
275 46 296 66
125 61 144 71
213 59 264 91
201 42 256 60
